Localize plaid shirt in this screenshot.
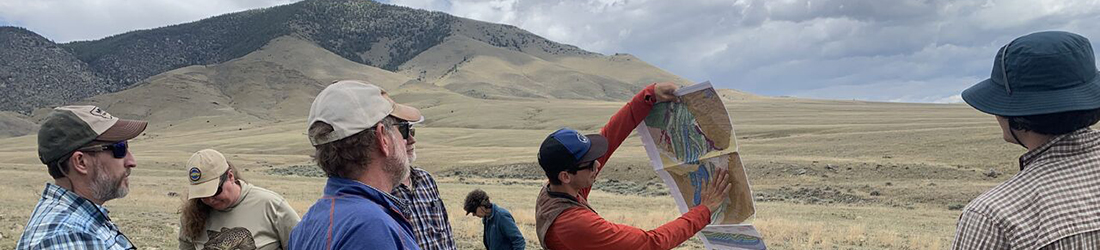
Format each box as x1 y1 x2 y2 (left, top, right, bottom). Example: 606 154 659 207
392 167 457 250
17 183 135 250
952 129 1100 250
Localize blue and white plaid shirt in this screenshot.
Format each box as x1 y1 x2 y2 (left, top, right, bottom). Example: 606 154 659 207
392 168 457 250
17 183 136 250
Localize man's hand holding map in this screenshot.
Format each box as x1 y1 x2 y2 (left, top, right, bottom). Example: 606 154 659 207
636 81 767 250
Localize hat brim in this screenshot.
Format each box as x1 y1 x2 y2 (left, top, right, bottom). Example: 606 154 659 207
188 178 220 199
381 91 422 122
962 73 1100 116
578 134 607 163
391 103 422 122
96 119 148 142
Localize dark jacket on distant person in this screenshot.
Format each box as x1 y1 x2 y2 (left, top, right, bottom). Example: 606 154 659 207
483 204 525 250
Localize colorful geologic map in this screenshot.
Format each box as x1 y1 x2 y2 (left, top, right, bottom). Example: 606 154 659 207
662 153 754 224
636 81 764 249
700 225 767 250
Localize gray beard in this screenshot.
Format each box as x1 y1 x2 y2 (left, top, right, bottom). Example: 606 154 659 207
89 165 128 202
386 145 411 189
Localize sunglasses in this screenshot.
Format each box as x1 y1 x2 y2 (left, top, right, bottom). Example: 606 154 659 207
368 117 420 140
78 141 128 158
92 199 137 250
396 121 416 140
212 173 228 197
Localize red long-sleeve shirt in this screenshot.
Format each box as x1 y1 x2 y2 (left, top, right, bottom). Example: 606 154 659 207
543 84 713 250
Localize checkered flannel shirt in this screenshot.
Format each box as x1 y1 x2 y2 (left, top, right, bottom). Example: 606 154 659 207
393 167 457 250
17 183 136 250
951 129 1100 250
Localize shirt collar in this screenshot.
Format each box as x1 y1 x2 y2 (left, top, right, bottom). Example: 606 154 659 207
482 204 497 223
395 167 425 191
323 177 407 213
43 183 111 224
222 180 251 211
1019 128 1095 170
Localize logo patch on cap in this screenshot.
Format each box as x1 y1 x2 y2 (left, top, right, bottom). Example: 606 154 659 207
577 133 589 143
189 167 202 182
89 106 113 119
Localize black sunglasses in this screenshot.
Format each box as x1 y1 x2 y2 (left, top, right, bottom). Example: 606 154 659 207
396 121 416 139
78 141 128 159
213 173 229 197
368 119 418 139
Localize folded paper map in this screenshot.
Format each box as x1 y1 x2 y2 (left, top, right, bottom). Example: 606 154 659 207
636 81 765 249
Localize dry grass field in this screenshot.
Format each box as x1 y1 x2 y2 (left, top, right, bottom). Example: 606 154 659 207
0 93 1026 250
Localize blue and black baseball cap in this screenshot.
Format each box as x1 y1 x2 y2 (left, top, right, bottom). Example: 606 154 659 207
538 128 608 176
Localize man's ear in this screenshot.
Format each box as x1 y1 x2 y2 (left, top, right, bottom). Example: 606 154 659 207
69 151 93 176
375 123 392 157
557 171 572 185
226 168 236 182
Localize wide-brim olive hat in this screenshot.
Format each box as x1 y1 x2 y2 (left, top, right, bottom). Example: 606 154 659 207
962 31 1100 116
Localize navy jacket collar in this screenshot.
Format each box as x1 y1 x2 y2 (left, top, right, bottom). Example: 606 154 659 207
323 177 408 214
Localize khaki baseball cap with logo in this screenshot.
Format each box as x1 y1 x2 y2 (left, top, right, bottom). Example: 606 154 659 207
307 80 422 145
38 105 148 178
186 149 230 199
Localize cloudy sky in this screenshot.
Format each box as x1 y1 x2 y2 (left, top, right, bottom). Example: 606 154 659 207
3 0 1099 103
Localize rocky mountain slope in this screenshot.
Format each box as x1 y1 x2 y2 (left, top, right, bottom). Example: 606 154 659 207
0 0 726 138
0 27 112 113
60 0 594 91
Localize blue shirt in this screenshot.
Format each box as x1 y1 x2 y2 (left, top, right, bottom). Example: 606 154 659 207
289 177 421 250
483 204 526 250
17 183 136 250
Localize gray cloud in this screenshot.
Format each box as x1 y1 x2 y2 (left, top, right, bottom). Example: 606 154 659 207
2 0 1099 103
386 0 1100 103
0 0 296 42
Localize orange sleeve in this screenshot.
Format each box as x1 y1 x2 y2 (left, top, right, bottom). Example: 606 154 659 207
579 84 658 199
547 206 712 250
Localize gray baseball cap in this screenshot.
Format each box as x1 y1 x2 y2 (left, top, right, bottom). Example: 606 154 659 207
307 80 422 145
38 106 147 177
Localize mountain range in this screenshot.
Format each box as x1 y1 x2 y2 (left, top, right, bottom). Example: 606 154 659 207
0 0 758 138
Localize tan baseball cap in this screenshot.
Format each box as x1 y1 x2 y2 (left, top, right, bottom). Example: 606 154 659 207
186 149 229 199
38 105 148 177
307 80 421 145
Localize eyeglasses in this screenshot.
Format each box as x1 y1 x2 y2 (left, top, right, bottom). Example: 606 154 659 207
114 230 137 250
396 121 416 140
367 117 420 139
213 173 228 197
78 141 128 159
92 200 137 250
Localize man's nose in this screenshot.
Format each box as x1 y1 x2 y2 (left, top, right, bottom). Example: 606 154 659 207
124 150 137 169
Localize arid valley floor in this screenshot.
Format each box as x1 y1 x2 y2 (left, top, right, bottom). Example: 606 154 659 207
0 94 1024 250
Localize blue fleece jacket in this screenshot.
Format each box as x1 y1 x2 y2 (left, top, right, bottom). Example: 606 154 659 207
289 177 421 250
